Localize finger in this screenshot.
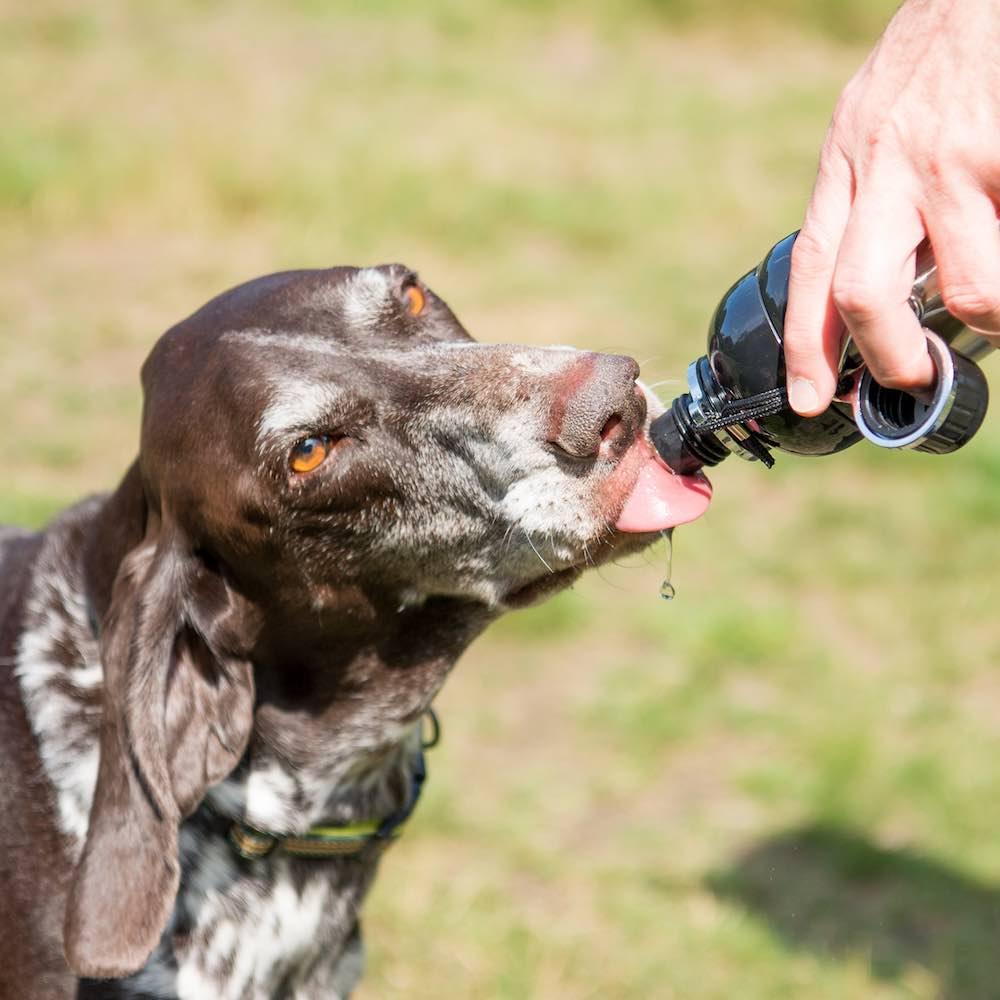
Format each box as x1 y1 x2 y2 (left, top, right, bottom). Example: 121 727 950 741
784 144 854 416
831 186 935 392
923 183 1000 334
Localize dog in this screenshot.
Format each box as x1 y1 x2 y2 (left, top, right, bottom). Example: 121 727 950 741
0 264 711 999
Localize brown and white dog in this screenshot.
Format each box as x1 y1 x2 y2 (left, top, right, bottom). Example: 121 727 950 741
0 265 711 999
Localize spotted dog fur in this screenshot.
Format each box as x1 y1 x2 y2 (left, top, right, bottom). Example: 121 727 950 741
0 263 665 999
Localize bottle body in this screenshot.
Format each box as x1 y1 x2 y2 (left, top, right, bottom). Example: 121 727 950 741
650 232 992 473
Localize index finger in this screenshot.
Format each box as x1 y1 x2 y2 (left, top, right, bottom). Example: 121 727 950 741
784 144 854 416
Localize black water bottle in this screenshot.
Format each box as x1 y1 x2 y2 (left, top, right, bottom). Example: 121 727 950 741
650 233 992 475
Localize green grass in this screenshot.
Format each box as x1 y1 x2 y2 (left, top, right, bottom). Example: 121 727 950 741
6 1 1000 996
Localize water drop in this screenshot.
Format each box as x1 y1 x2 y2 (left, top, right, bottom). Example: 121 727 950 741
659 528 675 601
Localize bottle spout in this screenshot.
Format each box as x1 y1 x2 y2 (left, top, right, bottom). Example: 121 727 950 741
648 355 774 473
649 400 717 475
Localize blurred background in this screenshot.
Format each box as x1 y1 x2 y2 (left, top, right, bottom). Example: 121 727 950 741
4 1 1000 996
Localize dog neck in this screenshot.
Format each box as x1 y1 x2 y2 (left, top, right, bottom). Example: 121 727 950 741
220 598 484 836
71 482 494 841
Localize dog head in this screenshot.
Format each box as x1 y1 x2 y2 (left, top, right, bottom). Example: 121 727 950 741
65 264 710 976
140 263 708 609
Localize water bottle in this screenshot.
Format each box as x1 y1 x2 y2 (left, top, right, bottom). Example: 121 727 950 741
650 232 992 474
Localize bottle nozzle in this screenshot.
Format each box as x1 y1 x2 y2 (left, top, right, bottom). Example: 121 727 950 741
649 394 728 475
649 356 784 473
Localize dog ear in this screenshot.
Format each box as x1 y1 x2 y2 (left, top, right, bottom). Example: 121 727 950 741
64 514 255 978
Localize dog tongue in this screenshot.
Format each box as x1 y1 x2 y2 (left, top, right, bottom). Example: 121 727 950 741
615 451 712 532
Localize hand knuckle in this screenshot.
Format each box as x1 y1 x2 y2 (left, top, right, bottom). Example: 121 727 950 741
831 268 879 321
940 280 1000 327
921 150 948 184
867 119 906 157
792 225 834 268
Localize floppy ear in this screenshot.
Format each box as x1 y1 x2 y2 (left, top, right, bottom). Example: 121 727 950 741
64 515 255 978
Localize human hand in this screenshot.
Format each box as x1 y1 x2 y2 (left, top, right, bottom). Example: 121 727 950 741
783 0 1000 416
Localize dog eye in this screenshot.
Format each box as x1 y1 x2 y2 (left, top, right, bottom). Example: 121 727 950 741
290 436 333 474
403 284 426 317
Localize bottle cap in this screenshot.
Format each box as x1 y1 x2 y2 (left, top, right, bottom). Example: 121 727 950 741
853 330 989 454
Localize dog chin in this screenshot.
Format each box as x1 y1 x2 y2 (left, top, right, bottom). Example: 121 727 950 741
499 523 658 609
500 565 584 609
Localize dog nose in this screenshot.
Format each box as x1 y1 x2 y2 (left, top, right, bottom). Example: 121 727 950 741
549 353 645 460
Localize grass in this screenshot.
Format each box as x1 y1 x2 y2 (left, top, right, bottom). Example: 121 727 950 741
5 0 1000 996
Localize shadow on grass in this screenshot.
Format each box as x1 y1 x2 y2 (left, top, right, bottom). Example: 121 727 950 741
706 823 1000 999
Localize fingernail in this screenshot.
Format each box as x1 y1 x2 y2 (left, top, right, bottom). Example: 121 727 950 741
788 377 819 414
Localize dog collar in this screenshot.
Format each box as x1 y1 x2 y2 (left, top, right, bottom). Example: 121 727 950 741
229 708 440 861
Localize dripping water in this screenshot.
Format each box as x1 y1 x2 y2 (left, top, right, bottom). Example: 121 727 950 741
659 528 675 601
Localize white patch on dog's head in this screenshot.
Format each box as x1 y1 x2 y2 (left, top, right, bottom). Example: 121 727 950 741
256 380 344 451
505 346 579 376
338 268 392 331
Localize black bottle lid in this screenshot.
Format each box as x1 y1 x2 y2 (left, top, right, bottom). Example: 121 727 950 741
854 331 989 454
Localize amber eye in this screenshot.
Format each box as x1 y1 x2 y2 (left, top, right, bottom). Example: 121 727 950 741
403 284 426 317
290 435 332 474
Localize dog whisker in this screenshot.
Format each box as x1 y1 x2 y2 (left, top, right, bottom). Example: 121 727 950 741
523 529 554 575
591 560 628 592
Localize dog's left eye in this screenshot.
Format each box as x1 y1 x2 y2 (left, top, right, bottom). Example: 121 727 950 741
403 284 426 317
290 436 334 475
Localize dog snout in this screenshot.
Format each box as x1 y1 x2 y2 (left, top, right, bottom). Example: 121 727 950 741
548 353 645 461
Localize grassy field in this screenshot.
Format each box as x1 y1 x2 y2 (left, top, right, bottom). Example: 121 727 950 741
5 1 1000 996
